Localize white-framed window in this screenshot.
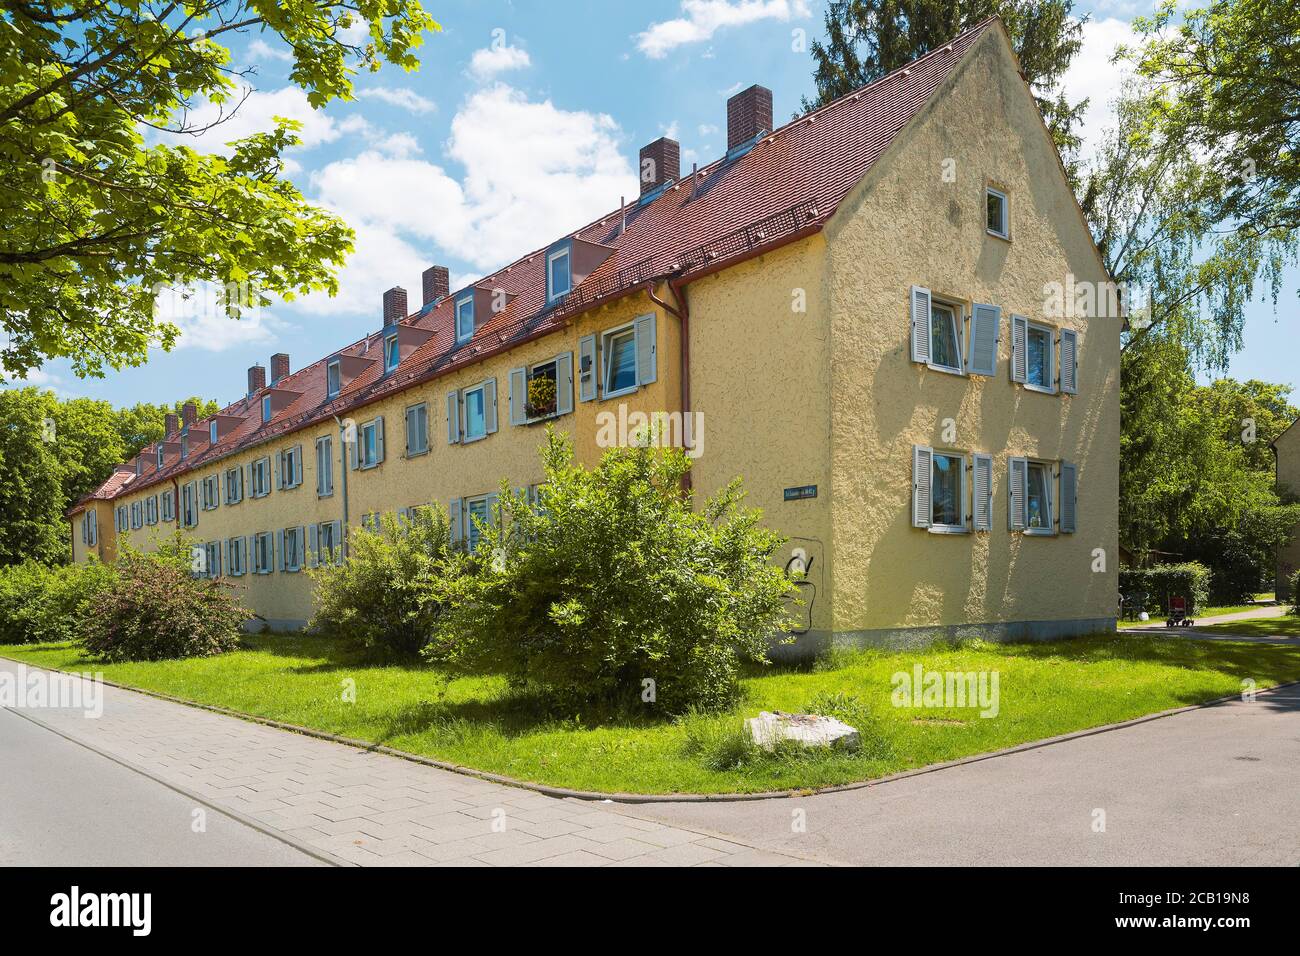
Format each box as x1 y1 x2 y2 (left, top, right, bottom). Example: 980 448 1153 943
82 509 97 545
465 494 492 553
252 531 274 574
986 186 1009 239
464 384 488 442
602 324 639 397
224 466 243 505
282 526 303 572
201 475 219 510
314 520 342 566
909 287 969 375
145 495 158 525
180 435 189 459
326 359 341 399
1009 457 1056 534
161 490 175 523
181 481 198 528
130 501 142 529
261 395 272 423
278 444 303 489
1024 321 1055 393
209 420 218 444
361 512 379 532
911 446 968 533
115 505 128 532
405 402 429 456
509 353 574 425
250 456 272 498
385 332 400 373
316 435 333 496
357 417 384 469
226 537 246 576
156 446 165 469
547 246 571 302
203 541 222 579
455 294 474 343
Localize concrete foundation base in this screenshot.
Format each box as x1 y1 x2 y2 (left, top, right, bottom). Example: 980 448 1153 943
772 617 1117 662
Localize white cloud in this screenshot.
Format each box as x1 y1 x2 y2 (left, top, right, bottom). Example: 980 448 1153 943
637 0 810 59
294 84 637 321
1062 17 1139 166
469 43 532 80
247 38 293 63
698 123 718 136
356 86 437 114
154 283 283 352
662 121 681 140
163 86 352 155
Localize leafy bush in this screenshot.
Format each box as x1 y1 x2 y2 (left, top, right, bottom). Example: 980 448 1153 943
1290 569 1300 616
309 508 459 659
82 537 250 662
425 430 798 715
1119 562 1211 614
1182 504 1300 604
0 560 116 644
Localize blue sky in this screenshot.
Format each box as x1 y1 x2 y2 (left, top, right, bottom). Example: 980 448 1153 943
19 0 1298 407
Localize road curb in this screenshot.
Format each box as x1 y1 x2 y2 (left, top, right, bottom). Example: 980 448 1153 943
3 652 1297 805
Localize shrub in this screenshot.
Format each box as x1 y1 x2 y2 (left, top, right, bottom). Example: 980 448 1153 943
309 508 459 659
1290 569 1300 615
0 560 116 645
82 537 250 661
425 430 798 715
1119 562 1211 614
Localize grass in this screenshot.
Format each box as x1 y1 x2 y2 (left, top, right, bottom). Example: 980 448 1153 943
1200 615 1300 638
3 632 1299 795
1117 595 1277 629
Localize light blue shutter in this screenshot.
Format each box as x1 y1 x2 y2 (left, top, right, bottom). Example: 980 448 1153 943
275 529 285 571
634 315 657 385
968 304 1000 376
972 453 993 531
447 391 460 443
1060 461 1078 533
1008 457 1028 530
1010 315 1028 383
1060 328 1078 394
555 352 574 416
375 417 385 463
509 367 527 426
448 498 462 545
578 335 597 402
485 380 498 434
912 445 933 528
910 286 932 363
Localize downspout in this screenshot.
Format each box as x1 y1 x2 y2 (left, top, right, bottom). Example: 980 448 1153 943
645 278 692 493
333 415 351 559
170 477 180 529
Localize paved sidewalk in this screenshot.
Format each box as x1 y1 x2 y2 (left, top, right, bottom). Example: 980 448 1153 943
1 659 822 867
1128 605 1297 641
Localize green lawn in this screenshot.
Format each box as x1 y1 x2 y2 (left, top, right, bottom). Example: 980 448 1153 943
4 633 1298 795
1116 598 1276 629
1200 615 1300 638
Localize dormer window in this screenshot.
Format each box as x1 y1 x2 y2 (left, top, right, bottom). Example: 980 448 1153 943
180 436 189 459
547 245 571 303
455 294 474 343
157 447 165 469
327 359 341 399
209 421 218 444
385 332 400 373
262 395 272 423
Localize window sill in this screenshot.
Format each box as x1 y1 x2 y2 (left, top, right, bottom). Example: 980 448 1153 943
317 491 334 499
523 409 568 426
461 432 488 445
601 385 639 401
1022 528 1056 537
404 447 430 459
986 228 1011 242
928 525 970 535
925 363 966 377
1022 383 1058 395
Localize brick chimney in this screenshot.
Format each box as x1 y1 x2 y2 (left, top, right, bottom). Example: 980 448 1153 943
164 413 178 436
422 266 449 307
247 363 266 396
270 352 290 384
181 401 197 428
639 137 680 194
383 286 408 326
727 84 772 151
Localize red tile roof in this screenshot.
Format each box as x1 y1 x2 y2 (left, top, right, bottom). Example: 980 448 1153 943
70 18 996 513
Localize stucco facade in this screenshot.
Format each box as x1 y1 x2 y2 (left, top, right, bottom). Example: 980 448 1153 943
70 21 1118 648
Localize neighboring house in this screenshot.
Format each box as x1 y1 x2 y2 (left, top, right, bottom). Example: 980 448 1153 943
1273 417 1300 602
68 17 1120 647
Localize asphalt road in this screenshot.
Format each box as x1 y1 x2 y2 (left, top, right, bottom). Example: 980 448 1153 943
619 683 1300 866
0 707 326 867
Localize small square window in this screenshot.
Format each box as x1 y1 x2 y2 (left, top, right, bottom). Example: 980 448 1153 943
327 360 341 398
456 296 474 342
603 326 637 396
986 187 1009 239
547 247 571 302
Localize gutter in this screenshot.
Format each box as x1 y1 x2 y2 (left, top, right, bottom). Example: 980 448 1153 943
645 278 693 493
332 415 351 559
